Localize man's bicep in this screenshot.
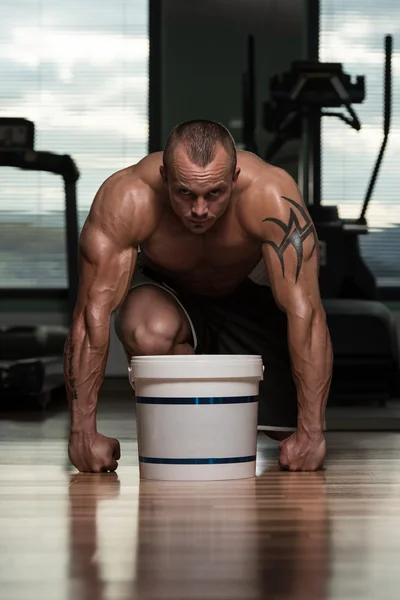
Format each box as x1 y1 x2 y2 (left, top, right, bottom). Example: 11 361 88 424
75 222 136 316
259 188 321 312
262 237 320 313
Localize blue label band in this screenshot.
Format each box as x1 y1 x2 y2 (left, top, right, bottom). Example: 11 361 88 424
136 396 257 405
139 455 256 465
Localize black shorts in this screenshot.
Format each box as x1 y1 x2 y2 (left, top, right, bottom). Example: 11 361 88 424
127 262 298 432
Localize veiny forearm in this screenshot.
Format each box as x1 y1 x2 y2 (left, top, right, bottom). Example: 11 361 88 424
287 307 333 435
64 308 111 433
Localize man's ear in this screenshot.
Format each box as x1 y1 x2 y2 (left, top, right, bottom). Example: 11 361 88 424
232 167 241 184
160 165 168 183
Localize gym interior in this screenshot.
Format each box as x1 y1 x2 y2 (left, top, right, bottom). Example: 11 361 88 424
1 1 400 599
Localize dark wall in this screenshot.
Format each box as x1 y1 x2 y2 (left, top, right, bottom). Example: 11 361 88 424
159 0 306 176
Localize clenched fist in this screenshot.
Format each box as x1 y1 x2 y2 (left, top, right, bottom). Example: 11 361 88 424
68 431 121 473
279 431 326 472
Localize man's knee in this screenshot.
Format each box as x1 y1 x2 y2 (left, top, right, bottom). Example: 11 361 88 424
124 319 179 357
115 285 192 358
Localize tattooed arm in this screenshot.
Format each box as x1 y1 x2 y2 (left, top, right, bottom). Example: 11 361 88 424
245 168 333 471
65 172 156 472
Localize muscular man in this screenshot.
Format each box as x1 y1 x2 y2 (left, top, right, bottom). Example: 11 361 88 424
65 120 333 474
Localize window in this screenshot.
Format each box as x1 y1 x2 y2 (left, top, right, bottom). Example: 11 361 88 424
0 0 149 289
320 0 400 287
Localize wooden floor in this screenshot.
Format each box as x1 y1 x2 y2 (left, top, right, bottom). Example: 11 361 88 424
1 392 400 600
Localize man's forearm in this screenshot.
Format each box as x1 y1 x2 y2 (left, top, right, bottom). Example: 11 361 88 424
64 312 110 433
287 307 333 436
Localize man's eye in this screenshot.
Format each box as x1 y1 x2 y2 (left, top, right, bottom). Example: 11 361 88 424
180 189 191 196
209 189 221 197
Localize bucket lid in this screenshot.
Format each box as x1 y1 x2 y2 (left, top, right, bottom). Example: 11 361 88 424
130 354 264 380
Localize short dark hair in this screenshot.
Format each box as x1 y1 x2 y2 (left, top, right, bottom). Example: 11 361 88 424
163 119 237 175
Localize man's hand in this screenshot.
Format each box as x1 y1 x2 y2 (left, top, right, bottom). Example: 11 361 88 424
68 432 121 473
279 431 326 472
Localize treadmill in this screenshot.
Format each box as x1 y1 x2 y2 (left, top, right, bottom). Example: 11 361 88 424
0 118 79 408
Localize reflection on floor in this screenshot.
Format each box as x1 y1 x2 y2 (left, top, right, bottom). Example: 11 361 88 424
1 385 400 600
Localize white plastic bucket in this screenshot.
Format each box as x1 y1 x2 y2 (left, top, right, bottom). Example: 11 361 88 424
129 355 264 481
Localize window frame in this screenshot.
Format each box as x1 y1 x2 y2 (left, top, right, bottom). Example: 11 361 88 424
0 0 156 304
317 0 400 301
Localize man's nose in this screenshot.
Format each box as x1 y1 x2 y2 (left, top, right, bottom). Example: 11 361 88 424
191 198 208 217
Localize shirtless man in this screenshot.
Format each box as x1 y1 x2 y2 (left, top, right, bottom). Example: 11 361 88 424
65 120 333 473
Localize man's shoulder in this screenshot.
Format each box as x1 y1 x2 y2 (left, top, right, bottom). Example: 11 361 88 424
93 152 166 210
237 150 295 192
236 153 303 239
237 154 298 210
84 153 166 245
99 151 164 195
133 151 165 190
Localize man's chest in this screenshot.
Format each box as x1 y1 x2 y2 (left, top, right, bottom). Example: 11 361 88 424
141 218 260 272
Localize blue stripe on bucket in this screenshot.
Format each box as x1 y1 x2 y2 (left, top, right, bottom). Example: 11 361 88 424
135 396 257 405
139 455 256 465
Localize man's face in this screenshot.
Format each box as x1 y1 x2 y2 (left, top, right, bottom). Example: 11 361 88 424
161 145 240 235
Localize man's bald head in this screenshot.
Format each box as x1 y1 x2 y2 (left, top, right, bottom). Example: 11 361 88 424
163 120 237 176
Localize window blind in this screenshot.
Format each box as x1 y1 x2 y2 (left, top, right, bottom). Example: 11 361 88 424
320 0 400 286
0 0 149 289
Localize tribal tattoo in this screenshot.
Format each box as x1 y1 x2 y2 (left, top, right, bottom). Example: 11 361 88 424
262 196 318 282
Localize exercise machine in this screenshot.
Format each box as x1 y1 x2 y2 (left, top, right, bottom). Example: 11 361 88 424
263 37 393 301
241 35 400 402
0 118 80 408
